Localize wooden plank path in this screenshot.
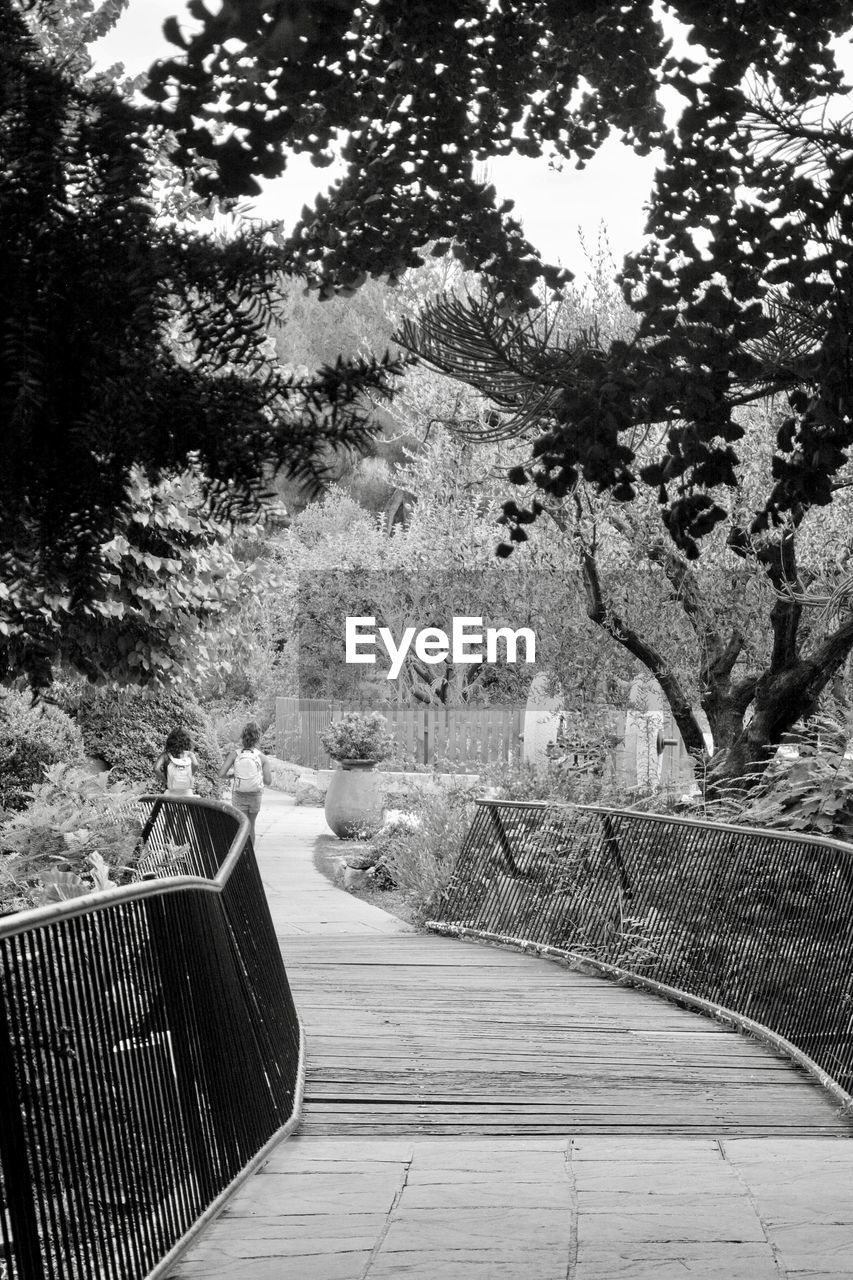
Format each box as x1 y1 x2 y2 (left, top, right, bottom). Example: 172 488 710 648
289 933 845 1137
170 794 853 1280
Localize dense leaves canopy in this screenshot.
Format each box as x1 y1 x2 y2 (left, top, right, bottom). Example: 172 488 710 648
0 0 402 688
147 0 671 306
148 0 853 552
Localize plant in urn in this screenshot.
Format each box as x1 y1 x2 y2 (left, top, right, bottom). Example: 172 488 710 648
320 711 394 838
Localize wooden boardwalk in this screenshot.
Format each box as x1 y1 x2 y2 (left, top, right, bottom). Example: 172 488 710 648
171 795 853 1280
289 933 845 1138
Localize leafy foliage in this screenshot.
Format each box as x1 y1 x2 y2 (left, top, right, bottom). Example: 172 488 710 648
400 281 853 785
365 787 478 922
712 709 853 840
0 764 143 914
267 428 580 705
6 467 258 690
26 0 134 76
74 685 221 793
149 2 851 341
135 0 853 787
320 711 394 762
380 15 853 555
0 689 85 812
146 0 610 306
479 758 621 808
1 1 402 689
147 0 853 551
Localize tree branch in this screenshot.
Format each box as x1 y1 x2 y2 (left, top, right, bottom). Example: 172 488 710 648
643 533 746 700
806 612 853 684
580 548 707 758
730 522 804 674
729 671 760 715
706 630 745 685
644 536 715 647
763 531 803 671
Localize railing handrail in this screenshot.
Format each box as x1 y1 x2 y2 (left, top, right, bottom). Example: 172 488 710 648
0 793 250 940
0 792 304 1280
436 797 853 1099
471 795 853 859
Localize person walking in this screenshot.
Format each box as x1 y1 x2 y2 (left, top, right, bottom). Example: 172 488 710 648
220 721 273 845
152 726 201 858
154 727 199 795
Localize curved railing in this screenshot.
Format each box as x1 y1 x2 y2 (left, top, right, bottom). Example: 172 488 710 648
0 796 303 1280
428 800 853 1101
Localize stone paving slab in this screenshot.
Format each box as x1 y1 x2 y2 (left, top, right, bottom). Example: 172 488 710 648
177 1133 853 1280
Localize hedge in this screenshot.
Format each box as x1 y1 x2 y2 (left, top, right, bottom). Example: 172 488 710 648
0 689 85 811
76 686 222 795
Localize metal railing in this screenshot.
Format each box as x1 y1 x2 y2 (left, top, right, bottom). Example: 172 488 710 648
428 800 853 1095
0 796 303 1280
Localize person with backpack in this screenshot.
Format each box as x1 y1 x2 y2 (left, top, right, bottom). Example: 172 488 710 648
220 721 273 845
154 727 199 796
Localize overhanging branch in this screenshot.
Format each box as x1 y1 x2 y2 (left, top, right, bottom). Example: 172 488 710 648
580 549 707 758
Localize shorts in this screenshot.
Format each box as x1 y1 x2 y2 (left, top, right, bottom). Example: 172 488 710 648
231 789 262 818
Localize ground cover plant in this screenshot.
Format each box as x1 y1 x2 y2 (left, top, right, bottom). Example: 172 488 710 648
706 707 853 840
0 764 144 914
350 788 480 924
349 754 657 922
0 688 85 812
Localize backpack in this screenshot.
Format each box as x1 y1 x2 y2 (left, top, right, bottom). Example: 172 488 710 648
166 754 194 794
233 748 264 794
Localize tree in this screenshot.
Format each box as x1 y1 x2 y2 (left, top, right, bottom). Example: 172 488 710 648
1 0 403 690
399 286 853 788
264 424 581 707
148 4 850 312
79 0 853 777
59 467 261 688
270 248 482 513
147 0 592 306
144 2 853 528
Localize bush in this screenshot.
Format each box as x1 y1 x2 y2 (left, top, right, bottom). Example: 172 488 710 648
368 787 478 921
479 759 615 805
208 700 275 753
320 711 394 762
691 708 853 838
76 686 222 795
0 764 144 914
0 689 85 812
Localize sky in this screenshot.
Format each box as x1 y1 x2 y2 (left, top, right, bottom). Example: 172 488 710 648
91 0 660 276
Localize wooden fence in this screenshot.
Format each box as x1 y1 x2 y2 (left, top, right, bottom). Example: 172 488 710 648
275 697 525 771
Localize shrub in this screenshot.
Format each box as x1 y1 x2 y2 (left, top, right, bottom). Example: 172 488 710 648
685 707 853 838
76 686 222 795
480 759 612 805
0 764 144 914
370 787 479 921
720 741 853 840
320 711 394 762
0 689 85 812
208 700 275 753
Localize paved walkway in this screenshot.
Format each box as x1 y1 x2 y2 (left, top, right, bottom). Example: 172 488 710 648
171 792 853 1280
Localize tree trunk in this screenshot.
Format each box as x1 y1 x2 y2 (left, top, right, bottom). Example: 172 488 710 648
704 651 853 792
580 550 710 765
579 533 853 798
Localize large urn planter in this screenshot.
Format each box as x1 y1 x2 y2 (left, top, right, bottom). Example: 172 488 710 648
324 760 383 838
